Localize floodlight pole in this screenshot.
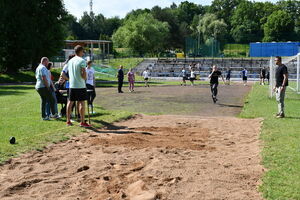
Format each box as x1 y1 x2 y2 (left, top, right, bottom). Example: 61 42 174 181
297 53 300 93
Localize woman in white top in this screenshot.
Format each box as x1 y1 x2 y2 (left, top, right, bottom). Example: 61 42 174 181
189 68 196 86
86 61 96 111
142 68 150 87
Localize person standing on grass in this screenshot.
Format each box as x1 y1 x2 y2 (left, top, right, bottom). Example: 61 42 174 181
66 45 90 127
241 68 248 86
143 68 150 87
45 62 58 118
86 60 96 111
260 66 266 85
225 67 231 85
209 65 225 104
117 65 124 93
180 67 187 86
189 68 196 86
35 57 58 120
273 56 288 118
127 68 135 92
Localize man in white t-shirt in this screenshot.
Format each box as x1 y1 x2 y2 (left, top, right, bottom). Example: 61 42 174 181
142 68 150 87
86 60 96 111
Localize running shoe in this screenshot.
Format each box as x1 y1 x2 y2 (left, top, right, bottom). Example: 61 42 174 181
80 122 91 128
42 117 51 121
50 114 60 119
66 121 73 126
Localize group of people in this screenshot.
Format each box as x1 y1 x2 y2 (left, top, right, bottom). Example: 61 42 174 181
206 56 288 118
35 45 96 127
117 66 150 93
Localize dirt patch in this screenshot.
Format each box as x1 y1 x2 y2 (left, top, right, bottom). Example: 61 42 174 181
95 84 251 116
0 114 263 200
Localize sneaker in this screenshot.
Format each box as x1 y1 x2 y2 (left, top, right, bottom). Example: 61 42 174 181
42 116 51 121
80 122 91 128
276 114 285 118
50 114 60 119
66 121 73 126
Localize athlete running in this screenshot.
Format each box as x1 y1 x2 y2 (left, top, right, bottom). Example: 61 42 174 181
208 65 225 103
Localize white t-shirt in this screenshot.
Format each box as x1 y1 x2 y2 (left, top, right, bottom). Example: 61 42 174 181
62 64 68 74
86 67 95 86
190 71 196 78
143 71 149 78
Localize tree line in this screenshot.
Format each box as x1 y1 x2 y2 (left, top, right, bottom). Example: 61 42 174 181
1 0 300 73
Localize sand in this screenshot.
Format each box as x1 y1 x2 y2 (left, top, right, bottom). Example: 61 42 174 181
0 114 263 200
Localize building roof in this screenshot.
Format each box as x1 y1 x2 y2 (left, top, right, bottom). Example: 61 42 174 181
65 40 111 45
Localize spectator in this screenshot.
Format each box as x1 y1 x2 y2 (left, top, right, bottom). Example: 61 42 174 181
225 67 231 85
189 68 196 86
54 76 67 117
86 60 96 111
241 68 248 86
260 67 266 85
35 57 58 120
142 68 150 87
117 65 124 93
66 45 90 127
127 68 135 92
45 62 58 117
273 56 288 118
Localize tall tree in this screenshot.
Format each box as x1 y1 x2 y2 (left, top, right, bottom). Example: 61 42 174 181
0 0 67 73
112 13 169 56
197 13 227 43
263 10 295 42
230 1 261 43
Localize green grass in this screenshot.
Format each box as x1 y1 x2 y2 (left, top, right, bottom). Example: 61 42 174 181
240 83 300 199
0 85 132 163
0 69 61 84
223 44 250 57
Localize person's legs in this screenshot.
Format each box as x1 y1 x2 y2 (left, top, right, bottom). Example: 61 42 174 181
67 100 74 123
213 83 218 98
37 88 48 119
78 101 85 123
45 101 50 117
51 90 58 114
276 87 286 116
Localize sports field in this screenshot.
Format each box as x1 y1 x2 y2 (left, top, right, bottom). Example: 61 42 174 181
0 83 265 199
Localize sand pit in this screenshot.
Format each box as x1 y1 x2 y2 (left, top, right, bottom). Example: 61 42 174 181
0 114 263 200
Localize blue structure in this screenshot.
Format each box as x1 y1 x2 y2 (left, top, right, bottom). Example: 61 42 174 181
250 42 300 57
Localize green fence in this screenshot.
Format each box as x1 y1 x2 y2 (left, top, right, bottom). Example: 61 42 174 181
185 37 220 57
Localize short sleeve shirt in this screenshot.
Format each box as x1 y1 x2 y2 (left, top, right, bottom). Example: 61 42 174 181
35 64 50 89
210 71 222 84
67 56 86 88
86 67 95 86
143 71 149 78
275 64 288 87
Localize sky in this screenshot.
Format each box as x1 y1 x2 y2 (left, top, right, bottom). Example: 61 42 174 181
64 0 278 19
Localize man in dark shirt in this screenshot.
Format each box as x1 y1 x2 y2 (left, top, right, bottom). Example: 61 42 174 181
274 56 288 118
209 65 225 103
117 65 124 93
260 67 266 85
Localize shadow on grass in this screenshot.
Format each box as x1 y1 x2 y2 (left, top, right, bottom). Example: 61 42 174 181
0 90 26 96
284 116 300 120
218 103 243 108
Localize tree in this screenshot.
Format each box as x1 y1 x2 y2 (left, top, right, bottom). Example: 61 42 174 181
177 1 205 24
197 13 227 43
0 0 67 73
112 13 169 55
230 1 261 43
263 10 295 42
277 0 300 37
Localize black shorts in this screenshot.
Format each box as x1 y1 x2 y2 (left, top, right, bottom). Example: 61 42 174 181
144 78 149 81
190 77 195 81
69 88 87 101
183 76 187 81
226 76 230 80
260 75 266 79
243 76 247 81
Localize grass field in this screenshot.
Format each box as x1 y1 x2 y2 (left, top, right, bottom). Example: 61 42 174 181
240 83 300 199
0 85 132 163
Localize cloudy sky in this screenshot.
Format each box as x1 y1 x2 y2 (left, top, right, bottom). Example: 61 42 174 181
64 0 278 19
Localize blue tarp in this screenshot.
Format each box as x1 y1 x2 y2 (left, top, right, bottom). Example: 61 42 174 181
250 42 300 57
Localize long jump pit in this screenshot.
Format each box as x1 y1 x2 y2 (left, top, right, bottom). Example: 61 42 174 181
0 84 264 200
